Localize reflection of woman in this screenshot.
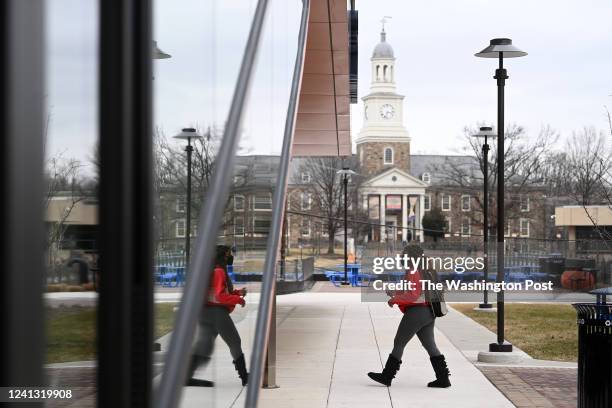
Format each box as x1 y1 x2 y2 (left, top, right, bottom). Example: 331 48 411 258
186 245 248 387
367 244 451 388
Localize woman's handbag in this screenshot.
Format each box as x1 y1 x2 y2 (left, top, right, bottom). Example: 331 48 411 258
423 269 448 317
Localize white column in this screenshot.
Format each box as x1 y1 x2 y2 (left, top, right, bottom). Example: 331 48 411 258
401 194 408 243
380 194 386 242
363 195 370 242
419 194 425 242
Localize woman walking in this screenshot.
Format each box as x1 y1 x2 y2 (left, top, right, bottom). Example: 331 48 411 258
367 244 451 388
186 245 249 387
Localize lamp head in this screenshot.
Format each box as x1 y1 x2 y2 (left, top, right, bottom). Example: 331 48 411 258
153 41 171 59
173 127 203 141
475 38 527 58
472 126 497 138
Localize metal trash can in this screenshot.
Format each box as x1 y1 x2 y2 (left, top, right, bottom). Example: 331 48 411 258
573 287 612 407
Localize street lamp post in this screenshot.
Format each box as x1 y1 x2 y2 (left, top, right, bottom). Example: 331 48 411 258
476 38 527 352
337 167 356 286
174 128 204 270
472 126 496 310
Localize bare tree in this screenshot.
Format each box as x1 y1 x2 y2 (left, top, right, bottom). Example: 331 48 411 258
560 127 610 205
432 124 558 231
44 154 88 279
293 157 361 254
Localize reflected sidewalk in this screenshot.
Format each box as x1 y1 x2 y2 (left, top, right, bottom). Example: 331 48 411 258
173 292 513 408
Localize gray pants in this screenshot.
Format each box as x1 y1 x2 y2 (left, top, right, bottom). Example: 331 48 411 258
391 306 441 360
193 306 243 361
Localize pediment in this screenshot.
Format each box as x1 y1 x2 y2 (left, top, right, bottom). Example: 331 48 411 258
362 168 428 189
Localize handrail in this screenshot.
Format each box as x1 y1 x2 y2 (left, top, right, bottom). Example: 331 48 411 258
244 0 310 405
154 1 271 407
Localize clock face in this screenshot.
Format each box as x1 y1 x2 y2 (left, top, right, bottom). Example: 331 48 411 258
380 104 394 119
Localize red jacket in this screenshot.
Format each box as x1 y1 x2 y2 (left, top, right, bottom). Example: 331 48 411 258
206 266 244 312
389 269 428 313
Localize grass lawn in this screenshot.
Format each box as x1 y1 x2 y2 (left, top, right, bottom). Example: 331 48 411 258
452 303 578 362
46 303 177 364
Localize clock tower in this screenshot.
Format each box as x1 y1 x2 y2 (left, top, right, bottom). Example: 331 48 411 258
356 27 410 177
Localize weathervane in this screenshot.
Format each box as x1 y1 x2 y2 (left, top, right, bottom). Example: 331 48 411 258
380 16 392 32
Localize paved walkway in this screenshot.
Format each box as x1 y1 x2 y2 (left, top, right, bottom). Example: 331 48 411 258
165 292 513 407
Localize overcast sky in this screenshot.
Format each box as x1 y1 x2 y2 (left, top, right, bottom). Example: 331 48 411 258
45 0 612 173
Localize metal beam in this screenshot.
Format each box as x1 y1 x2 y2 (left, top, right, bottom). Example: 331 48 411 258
98 0 154 406
0 1 45 404
245 0 310 405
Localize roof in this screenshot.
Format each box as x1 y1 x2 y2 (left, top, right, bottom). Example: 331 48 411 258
372 30 394 59
409 154 479 185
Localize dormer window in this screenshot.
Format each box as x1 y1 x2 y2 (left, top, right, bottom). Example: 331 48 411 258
384 147 393 164
422 172 431 184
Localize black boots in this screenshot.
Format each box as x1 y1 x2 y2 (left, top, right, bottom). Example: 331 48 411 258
233 354 248 386
367 354 401 386
186 355 214 387
427 355 451 388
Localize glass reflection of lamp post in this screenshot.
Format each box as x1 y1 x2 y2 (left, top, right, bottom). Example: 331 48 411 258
173 128 203 270
337 167 357 286
476 38 527 353
153 41 171 59
152 42 169 353
472 126 496 310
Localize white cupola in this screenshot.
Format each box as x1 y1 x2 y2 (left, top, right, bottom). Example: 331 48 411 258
370 28 396 93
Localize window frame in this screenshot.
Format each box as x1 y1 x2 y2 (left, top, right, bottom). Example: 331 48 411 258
444 216 452 237
301 172 311 183
520 195 530 212
519 218 530 237
441 194 451 211
461 194 471 211
234 194 245 211
300 192 312 211
253 193 272 211
423 194 431 211
175 218 186 238
234 216 245 236
422 172 431 184
461 217 471 237
383 147 394 165
176 196 186 213
300 218 311 237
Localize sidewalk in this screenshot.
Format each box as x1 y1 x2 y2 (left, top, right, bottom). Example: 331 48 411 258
168 292 513 408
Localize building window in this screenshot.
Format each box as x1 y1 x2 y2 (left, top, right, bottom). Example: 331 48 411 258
461 195 471 211
175 219 186 238
176 196 186 213
253 194 272 211
422 173 431 184
301 172 311 183
441 194 451 211
301 218 310 237
253 217 271 234
461 218 471 237
301 192 311 211
423 195 431 211
444 216 451 235
234 194 245 211
384 147 393 164
234 217 244 236
520 195 530 212
520 218 530 237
